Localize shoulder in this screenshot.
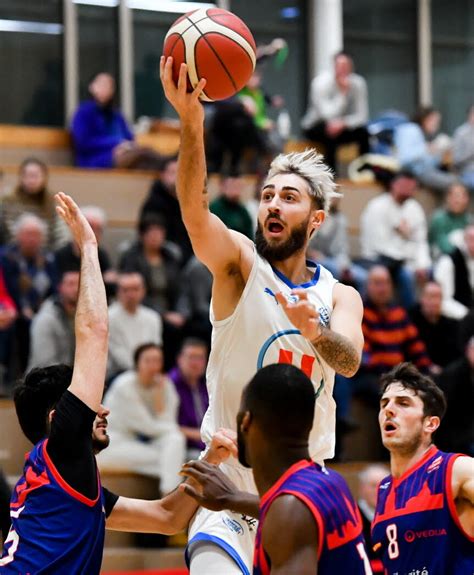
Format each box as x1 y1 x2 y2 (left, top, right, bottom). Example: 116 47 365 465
333 282 363 308
351 73 367 88
107 371 136 394
74 100 96 116
451 455 474 498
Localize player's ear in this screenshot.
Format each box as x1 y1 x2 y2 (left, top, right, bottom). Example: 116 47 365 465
424 415 440 435
240 411 252 432
48 409 56 424
309 209 325 237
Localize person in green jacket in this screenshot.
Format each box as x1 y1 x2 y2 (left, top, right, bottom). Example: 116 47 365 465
209 177 254 239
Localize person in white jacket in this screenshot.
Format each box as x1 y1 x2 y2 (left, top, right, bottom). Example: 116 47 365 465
98 342 185 494
360 171 432 308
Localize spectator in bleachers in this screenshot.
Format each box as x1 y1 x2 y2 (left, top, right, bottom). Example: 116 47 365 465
434 224 474 319
1 214 58 373
119 215 184 366
394 106 456 195
107 271 162 381
140 157 193 265
429 182 472 258
307 197 368 294
360 171 431 309
301 51 369 174
71 72 165 170
27 270 79 370
99 343 185 494
0 158 67 249
344 266 432 404
0 268 17 396
410 281 460 370
210 176 254 239
176 256 212 345
435 335 474 456
357 464 389 575
452 103 474 191
54 205 117 291
168 338 209 460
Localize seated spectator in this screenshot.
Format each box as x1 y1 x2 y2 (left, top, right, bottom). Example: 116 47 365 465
307 197 367 293
436 335 474 456
71 72 165 170
55 205 117 291
168 338 209 460
452 103 474 191
360 171 431 308
99 343 185 494
27 270 79 369
394 106 456 195
434 224 474 319
1 214 58 372
119 216 184 365
176 256 212 345
429 182 472 257
0 268 17 396
0 158 67 249
301 51 369 174
410 281 461 369
205 95 266 177
108 271 162 380
357 464 389 575
139 158 193 264
210 176 254 239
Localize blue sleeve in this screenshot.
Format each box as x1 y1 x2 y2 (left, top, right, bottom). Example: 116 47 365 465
394 123 428 165
71 104 124 153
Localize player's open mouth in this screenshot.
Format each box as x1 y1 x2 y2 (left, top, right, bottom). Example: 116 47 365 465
384 421 397 433
267 219 284 234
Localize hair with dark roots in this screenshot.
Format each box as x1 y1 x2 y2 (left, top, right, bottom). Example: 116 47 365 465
243 363 316 439
380 362 447 420
14 364 73 445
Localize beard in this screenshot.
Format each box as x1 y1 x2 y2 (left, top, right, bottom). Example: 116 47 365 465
255 217 309 262
92 431 110 454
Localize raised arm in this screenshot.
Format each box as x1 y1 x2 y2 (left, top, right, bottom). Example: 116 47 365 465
276 283 363 377
55 193 108 412
160 57 252 276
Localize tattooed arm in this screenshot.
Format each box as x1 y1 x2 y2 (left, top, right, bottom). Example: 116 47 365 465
276 284 363 377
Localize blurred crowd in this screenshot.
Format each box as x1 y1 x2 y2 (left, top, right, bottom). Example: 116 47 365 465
0 43 472 498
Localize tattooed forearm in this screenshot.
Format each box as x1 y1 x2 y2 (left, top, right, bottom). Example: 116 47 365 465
312 326 361 377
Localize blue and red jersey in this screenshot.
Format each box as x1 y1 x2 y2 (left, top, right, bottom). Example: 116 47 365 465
372 446 474 574
0 438 106 574
253 459 372 575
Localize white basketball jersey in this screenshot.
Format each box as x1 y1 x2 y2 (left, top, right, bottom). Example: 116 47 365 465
201 250 338 467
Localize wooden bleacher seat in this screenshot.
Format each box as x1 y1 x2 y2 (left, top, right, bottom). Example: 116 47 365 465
0 399 30 477
102 548 186 572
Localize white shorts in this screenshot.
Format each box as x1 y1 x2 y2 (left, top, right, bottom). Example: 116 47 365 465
186 462 258 575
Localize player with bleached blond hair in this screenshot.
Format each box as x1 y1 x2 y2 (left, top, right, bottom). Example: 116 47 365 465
161 56 364 575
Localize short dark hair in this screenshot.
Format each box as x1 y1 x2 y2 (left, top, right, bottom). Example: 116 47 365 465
380 363 447 419
138 215 167 235
133 342 163 368
413 105 438 126
14 365 73 445
179 337 208 354
243 364 315 439
19 157 48 176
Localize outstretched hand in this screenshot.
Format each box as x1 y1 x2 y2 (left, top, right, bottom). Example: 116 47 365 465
160 56 206 124
275 289 322 341
55 192 97 251
179 460 239 512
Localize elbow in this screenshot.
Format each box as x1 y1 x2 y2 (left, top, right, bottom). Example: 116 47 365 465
76 319 108 341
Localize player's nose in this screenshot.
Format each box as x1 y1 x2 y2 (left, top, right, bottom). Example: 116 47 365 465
98 404 110 417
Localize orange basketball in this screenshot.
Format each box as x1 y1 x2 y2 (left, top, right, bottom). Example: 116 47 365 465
163 8 257 102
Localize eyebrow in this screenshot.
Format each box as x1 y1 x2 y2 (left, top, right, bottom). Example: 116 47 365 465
261 185 301 194
380 394 413 404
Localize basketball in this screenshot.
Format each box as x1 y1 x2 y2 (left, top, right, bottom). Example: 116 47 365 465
163 8 257 102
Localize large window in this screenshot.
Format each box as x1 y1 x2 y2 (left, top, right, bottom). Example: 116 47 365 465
431 0 474 133
343 0 417 120
230 0 307 136
0 0 64 126
78 4 119 103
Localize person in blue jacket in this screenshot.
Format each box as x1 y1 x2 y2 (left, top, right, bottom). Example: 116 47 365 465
71 72 164 170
